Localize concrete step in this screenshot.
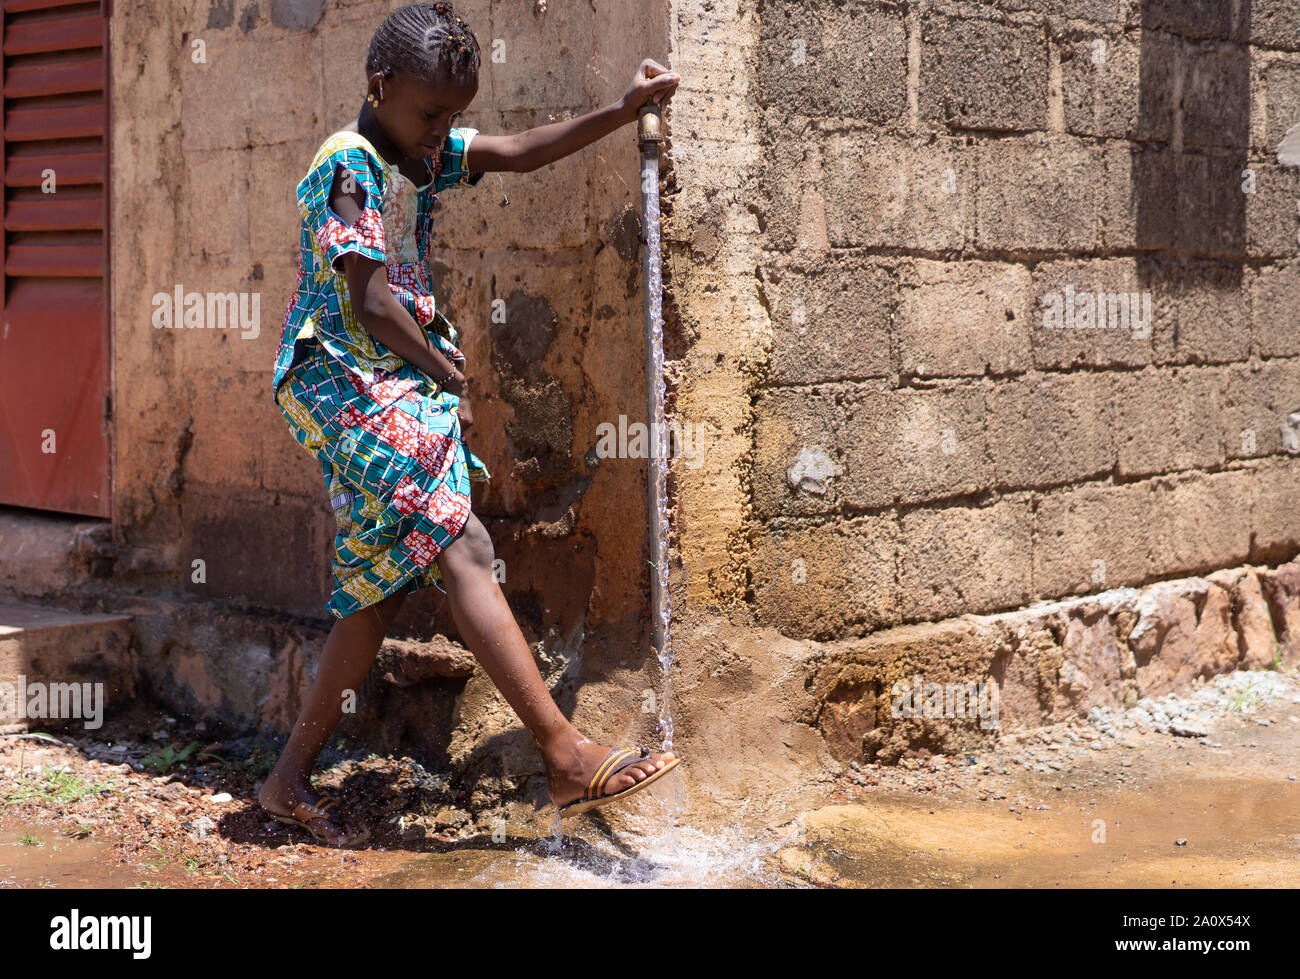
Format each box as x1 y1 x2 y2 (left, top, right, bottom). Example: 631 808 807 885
0 510 114 600
0 600 135 735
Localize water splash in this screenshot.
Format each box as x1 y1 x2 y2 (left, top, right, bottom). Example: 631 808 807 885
474 798 801 889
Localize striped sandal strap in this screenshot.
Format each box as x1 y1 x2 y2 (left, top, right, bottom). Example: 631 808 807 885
585 747 652 801
292 797 338 823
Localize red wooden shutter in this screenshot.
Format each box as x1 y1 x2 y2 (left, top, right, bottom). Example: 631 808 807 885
0 0 111 517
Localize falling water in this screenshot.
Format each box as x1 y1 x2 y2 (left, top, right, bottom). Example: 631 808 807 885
638 109 674 755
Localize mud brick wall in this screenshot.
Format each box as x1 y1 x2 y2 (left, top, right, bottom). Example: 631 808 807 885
668 0 1300 651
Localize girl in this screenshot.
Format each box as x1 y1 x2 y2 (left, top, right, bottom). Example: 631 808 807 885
264 1 682 846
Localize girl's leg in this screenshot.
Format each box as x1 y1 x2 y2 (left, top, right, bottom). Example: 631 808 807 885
258 588 407 844
436 513 675 807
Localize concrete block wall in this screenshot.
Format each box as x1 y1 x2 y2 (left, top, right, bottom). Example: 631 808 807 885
668 0 1300 649
807 558 1300 764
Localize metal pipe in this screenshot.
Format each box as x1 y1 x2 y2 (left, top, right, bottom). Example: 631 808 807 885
637 103 673 752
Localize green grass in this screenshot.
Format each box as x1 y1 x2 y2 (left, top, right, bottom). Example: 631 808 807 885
141 742 200 773
16 834 41 847
1226 681 1261 714
238 748 277 777
2 767 100 806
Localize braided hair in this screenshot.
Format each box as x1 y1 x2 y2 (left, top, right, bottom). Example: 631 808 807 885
365 2 480 87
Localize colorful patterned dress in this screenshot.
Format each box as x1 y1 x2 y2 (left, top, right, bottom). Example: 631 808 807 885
273 128 490 619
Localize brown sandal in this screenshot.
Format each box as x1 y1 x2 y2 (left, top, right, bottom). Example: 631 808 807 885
266 796 366 847
556 747 682 819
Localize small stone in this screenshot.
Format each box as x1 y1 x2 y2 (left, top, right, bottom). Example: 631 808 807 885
210 792 233 804
402 820 428 842
188 816 217 841
1174 838 1187 846
433 808 471 830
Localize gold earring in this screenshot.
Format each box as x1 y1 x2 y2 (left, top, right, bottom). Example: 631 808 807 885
366 93 376 104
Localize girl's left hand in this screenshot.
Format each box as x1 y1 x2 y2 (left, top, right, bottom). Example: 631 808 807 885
622 59 681 117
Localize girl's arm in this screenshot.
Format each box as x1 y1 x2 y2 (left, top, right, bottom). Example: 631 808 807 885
330 169 469 400
465 59 680 174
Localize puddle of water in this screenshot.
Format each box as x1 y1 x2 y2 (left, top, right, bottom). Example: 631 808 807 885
0 827 124 888
786 775 1300 888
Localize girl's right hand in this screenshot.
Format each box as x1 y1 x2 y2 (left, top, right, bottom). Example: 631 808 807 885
621 59 681 117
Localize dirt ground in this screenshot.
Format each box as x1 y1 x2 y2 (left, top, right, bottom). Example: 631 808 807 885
0 700 511 888
2 667 1298 888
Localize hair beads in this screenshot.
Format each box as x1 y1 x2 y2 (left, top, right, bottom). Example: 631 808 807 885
366 2 480 85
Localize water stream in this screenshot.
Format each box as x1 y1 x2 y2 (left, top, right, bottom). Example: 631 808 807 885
640 115 674 757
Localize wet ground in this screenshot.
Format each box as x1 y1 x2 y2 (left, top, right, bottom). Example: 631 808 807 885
2 668 1298 888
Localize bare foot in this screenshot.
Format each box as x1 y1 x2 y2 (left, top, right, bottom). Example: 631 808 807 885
258 770 360 847
542 733 676 809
